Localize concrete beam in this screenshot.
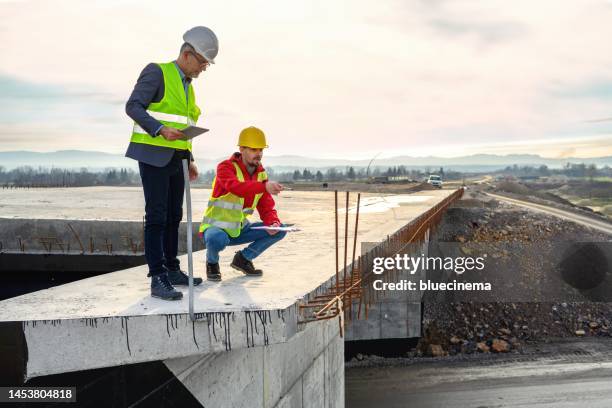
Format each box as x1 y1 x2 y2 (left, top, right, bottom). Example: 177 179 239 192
163 317 343 408
0 218 203 254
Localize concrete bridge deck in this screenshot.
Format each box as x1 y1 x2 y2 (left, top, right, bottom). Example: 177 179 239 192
0 188 457 382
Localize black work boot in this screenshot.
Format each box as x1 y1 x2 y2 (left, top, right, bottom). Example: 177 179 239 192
168 268 203 286
207 262 222 282
230 251 263 276
150 273 183 301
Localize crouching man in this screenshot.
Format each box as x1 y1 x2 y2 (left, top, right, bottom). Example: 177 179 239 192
199 126 286 281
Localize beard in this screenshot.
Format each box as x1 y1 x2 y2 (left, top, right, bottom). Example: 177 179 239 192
246 156 261 167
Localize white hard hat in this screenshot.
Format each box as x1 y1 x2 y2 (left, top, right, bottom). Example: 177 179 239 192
183 26 219 64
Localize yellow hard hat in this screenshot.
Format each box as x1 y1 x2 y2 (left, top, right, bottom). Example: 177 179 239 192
237 126 268 149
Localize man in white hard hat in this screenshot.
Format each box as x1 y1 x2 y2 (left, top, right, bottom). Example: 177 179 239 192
125 26 219 301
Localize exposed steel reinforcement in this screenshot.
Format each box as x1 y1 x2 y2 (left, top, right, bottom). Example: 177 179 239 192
298 188 464 334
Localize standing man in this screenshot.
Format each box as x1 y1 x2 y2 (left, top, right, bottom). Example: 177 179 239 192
199 127 287 281
125 26 218 301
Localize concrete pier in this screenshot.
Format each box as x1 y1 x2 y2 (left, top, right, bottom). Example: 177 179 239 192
164 317 344 408
345 233 430 341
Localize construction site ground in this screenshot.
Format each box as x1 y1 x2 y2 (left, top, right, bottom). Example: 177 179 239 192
346 188 612 407
0 186 456 329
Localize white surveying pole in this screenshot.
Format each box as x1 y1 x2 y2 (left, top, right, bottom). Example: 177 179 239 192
182 159 196 321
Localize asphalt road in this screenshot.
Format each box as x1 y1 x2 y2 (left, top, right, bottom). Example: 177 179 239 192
346 340 612 408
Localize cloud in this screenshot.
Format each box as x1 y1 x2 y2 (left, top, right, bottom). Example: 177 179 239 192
427 19 528 43
0 75 66 99
0 74 120 102
0 74 122 126
552 80 612 100
1 0 612 159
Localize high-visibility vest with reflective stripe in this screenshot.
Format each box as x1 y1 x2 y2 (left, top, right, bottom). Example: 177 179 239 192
130 62 201 151
199 162 268 238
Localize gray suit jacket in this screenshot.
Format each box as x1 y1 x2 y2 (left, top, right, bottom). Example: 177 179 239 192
125 62 193 167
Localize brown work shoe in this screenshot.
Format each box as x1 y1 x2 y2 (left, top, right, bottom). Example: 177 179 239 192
230 251 263 276
207 262 222 281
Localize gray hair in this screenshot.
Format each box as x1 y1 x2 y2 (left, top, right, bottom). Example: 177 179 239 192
180 42 195 55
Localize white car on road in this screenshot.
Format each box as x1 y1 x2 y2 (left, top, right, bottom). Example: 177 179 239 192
427 174 443 188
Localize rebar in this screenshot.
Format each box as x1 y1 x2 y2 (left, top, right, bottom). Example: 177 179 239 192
105 238 112 254
302 187 464 325
343 191 349 320
334 190 339 295
67 223 84 254
348 193 361 321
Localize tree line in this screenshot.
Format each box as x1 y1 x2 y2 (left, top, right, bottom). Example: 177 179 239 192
200 166 460 183
500 163 611 180
0 165 449 187
2 163 607 188
0 166 140 187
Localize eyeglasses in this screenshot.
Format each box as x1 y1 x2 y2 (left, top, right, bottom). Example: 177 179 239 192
188 51 210 67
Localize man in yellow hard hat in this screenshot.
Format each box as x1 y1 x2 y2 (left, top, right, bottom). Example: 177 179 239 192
198 127 286 280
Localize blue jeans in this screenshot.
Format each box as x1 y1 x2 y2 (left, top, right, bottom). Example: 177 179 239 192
203 222 287 264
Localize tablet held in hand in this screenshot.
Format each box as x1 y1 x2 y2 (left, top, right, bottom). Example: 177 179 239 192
180 126 209 140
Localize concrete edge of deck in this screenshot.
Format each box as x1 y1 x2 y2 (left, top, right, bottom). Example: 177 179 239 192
11 264 341 380
0 304 298 381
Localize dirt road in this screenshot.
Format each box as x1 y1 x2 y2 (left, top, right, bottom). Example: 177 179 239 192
347 339 612 407
485 192 612 235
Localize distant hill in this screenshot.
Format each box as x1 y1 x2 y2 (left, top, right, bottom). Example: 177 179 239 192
0 150 610 172
0 150 139 171
260 153 612 169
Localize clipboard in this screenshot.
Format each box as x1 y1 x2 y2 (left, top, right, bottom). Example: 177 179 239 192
250 226 301 232
180 126 209 140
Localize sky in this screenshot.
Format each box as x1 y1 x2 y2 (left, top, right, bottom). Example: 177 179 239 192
0 0 611 160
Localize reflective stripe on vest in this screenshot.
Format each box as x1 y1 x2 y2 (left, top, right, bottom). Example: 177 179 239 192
207 200 243 211
132 111 195 134
146 110 195 125
201 217 242 230
130 62 201 151
199 162 268 238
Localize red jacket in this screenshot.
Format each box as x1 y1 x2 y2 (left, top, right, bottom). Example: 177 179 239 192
208 152 280 226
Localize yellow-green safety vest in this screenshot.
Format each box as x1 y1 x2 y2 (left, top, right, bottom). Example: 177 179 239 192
199 162 268 238
130 62 201 151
